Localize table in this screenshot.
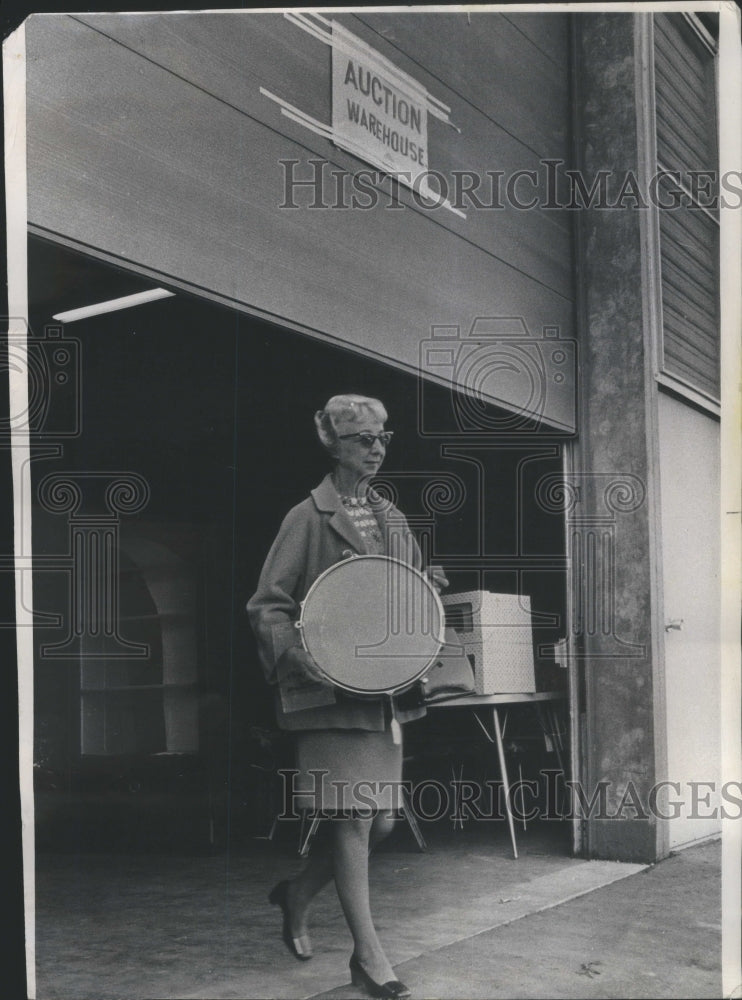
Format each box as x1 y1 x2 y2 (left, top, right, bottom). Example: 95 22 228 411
428 691 567 859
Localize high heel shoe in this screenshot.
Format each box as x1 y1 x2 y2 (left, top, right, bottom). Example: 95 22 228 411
268 881 313 961
349 953 411 998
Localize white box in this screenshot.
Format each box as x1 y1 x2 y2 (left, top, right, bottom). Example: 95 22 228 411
440 591 536 694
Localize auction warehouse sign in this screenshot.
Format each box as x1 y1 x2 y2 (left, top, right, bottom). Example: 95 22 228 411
261 13 462 216
332 25 429 182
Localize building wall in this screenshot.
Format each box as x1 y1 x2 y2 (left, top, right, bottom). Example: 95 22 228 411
25 11 575 430
657 392 721 847
24 10 726 863
573 12 723 861
572 13 663 863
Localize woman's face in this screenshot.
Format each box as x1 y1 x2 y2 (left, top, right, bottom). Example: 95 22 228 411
334 416 387 481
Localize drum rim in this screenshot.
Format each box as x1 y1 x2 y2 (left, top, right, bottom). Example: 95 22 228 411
297 554 445 695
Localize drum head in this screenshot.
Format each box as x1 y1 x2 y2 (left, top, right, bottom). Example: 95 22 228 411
299 555 444 695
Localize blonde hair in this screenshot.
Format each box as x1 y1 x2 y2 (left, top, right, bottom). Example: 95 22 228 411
314 394 388 453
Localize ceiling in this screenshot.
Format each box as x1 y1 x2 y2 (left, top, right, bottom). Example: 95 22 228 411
28 236 168 326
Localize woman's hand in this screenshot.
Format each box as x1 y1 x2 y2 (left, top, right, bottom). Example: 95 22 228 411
427 564 449 593
279 644 330 686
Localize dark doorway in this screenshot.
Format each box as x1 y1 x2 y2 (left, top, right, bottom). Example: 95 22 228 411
28 236 568 853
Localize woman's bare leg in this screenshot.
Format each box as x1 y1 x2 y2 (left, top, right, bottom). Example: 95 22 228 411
285 824 334 940
333 814 396 983
369 811 396 850
286 810 397 969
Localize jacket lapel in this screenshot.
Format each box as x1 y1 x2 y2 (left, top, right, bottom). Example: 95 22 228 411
311 473 365 552
329 509 364 551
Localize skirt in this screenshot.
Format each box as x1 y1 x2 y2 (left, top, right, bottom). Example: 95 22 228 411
292 727 403 813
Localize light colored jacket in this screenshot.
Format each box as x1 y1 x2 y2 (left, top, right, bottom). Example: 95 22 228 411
247 473 427 731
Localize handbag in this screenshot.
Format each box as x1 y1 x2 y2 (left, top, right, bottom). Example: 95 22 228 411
422 627 476 702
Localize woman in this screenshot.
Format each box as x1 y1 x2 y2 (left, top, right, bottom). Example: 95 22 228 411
247 394 446 999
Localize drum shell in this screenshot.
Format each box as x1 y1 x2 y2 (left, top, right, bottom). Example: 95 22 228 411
297 555 444 696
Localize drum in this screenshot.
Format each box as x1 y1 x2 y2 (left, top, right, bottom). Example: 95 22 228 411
297 554 445 695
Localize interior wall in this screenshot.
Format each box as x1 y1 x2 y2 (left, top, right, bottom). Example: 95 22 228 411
657 392 721 848
30 244 242 848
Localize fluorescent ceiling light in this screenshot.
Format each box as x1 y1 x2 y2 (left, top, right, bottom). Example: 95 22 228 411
52 287 175 323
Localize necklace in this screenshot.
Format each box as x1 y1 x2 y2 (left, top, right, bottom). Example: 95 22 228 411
333 478 384 552
331 474 369 504
338 494 369 507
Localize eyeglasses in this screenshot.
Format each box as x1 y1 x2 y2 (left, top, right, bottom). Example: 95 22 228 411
337 431 394 448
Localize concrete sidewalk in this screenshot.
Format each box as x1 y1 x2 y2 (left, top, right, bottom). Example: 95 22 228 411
33 826 724 999
314 838 723 1000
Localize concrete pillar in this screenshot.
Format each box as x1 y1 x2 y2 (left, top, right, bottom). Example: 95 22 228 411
572 13 665 862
